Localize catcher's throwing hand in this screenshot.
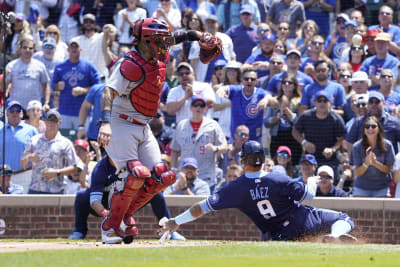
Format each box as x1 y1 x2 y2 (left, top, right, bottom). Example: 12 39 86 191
98 123 112 147
199 32 223 64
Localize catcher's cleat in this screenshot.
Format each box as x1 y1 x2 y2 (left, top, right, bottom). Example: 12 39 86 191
123 235 134 244
322 233 358 244
101 219 123 244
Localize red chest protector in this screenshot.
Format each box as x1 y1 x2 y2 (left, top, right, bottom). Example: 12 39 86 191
120 51 166 117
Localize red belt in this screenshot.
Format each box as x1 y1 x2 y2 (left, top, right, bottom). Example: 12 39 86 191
119 114 146 126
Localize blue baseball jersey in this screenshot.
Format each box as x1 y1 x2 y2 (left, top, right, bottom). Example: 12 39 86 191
85 83 105 140
267 71 313 95
229 85 269 141
360 55 399 91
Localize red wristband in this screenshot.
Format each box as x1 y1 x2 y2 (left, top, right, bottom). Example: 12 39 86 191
100 209 107 217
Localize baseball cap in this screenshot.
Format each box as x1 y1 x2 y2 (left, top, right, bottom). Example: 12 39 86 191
177 62 194 73
261 33 276 42
43 37 57 48
74 139 89 151
182 157 198 169
300 154 317 165
191 95 207 105
15 13 25 21
68 39 80 47
286 49 301 58
0 164 12 176
355 94 368 105
240 4 254 15
374 32 391 42
46 109 61 121
368 91 384 103
337 13 350 22
225 61 241 70
6 100 22 111
214 59 227 69
83 13 96 21
350 71 371 86
344 20 357 28
363 29 378 43
317 165 334 178
313 90 332 102
27 100 43 111
276 146 292 157
205 14 218 22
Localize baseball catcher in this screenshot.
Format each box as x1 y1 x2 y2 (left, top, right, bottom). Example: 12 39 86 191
95 18 222 244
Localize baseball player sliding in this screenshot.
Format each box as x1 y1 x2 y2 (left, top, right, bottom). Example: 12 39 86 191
95 18 223 244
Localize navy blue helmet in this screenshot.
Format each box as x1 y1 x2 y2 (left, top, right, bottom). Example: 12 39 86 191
240 141 265 166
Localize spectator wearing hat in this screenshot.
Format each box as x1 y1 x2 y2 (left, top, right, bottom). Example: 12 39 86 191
225 5 258 63
324 13 348 66
363 29 378 58
377 69 400 115
316 165 349 197
52 39 100 130
293 154 318 184
360 32 399 91
273 146 295 177
0 164 24 194
245 32 279 79
164 157 210 195
342 72 370 122
188 14 236 83
216 66 271 142
166 62 215 124
266 0 305 39
293 90 345 175
257 55 285 91
368 5 400 55
345 93 368 132
345 91 400 153
267 49 313 95
6 36 50 111
0 101 38 193
216 2 261 31
170 95 227 191
299 60 346 116
250 23 272 56
33 37 63 86
300 0 335 37
25 100 46 134
21 109 79 194
116 0 147 45
70 14 108 78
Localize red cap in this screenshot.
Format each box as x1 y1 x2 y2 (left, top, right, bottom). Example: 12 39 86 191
362 29 378 44
74 139 89 151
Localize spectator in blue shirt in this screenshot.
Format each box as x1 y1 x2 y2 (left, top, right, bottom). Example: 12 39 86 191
245 33 277 78
377 69 400 115
300 0 335 37
0 164 24 194
324 13 348 66
293 154 318 184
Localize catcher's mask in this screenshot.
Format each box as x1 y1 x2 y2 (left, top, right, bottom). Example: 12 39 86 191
133 18 174 63
240 141 265 166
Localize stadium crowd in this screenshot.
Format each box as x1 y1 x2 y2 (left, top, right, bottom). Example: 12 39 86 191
1 0 400 202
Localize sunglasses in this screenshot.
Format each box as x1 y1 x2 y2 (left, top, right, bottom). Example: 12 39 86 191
43 44 55 50
243 77 256 82
316 68 328 73
237 132 249 137
178 71 191 76
277 152 289 158
319 174 332 179
279 27 289 31
257 28 270 34
47 31 58 35
282 80 293 85
8 107 22 113
46 116 59 122
369 99 381 105
336 19 345 24
270 61 283 65
192 102 206 108
364 124 378 129
351 46 363 51
381 74 393 79
305 26 314 31
311 41 324 46
340 74 351 79
356 103 367 108
380 11 392 16
317 98 329 103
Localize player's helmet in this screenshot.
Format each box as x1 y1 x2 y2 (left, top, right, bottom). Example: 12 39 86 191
132 18 174 62
240 141 265 166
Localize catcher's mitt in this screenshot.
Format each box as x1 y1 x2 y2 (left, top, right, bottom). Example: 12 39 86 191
199 32 223 64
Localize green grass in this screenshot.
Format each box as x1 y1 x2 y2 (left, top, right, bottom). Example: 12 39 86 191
1 241 400 267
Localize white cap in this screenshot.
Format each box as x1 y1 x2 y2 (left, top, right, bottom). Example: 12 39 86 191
317 165 334 178
26 100 42 111
355 93 368 105
350 71 371 86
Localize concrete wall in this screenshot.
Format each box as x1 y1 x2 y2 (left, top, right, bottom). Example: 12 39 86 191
1 195 400 244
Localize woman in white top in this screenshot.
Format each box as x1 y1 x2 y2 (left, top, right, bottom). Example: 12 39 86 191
34 25 68 61
152 0 181 32
116 0 147 45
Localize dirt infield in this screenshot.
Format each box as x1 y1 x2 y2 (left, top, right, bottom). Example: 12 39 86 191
0 240 229 253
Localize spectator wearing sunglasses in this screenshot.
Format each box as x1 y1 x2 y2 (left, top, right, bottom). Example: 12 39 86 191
345 91 400 154
345 93 368 133
316 165 348 197
300 0 334 37
324 13 348 66
293 90 345 177
0 101 38 193
250 23 272 57
377 69 400 115
350 116 395 197
257 55 285 91
228 124 250 165
273 146 295 177
170 95 227 192
0 164 24 194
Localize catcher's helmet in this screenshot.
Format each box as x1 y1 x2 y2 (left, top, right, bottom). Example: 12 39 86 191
132 18 174 62
240 141 265 166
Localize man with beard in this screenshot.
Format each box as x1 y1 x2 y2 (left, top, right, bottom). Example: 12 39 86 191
298 60 346 116
70 13 107 79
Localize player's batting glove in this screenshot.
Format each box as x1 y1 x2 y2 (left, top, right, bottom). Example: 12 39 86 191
199 32 223 64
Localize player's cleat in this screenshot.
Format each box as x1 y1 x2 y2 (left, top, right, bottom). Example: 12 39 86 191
68 231 84 240
322 233 358 244
123 235 134 244
170 231 186 241
101 219 123 244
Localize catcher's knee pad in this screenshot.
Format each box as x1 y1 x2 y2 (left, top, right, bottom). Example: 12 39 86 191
126 160 151 193
152 162 176 187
